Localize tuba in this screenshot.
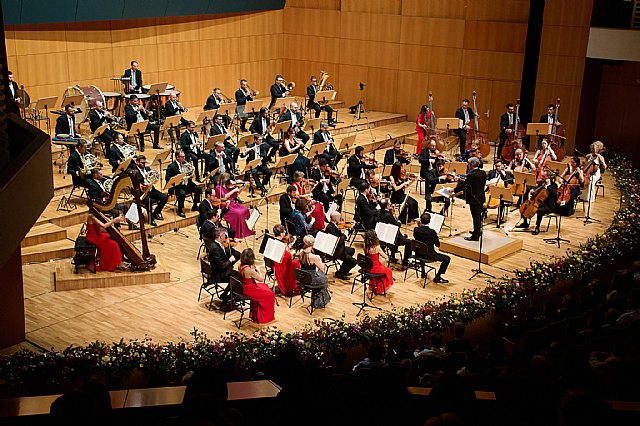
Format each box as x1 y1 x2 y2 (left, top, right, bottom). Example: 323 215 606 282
318 71 333 91
178 161 195 184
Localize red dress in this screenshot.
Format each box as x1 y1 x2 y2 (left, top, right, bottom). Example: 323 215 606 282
85 223 123 272
416 113 427 154
294 182 325 230
274 250 301 296
367 252 394 294
239 265 276 324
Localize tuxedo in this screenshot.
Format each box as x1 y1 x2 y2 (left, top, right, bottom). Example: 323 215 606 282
7 80 19 114
418 147 432 179
325 222 356 276
235 88 254 131
249 116 278 157
310 167 342 210
86 177 109 202
55 114 77 137
134 165 168 218
347 154 376 188
384 148 410 166
200 219 217 243
379 210 411 263
165 160 202 212
208 151 234 179
89 109 116 153
355 193 379 229
413 225 450 276
498 111 516 158
66 150 87 187
198 199 216 228
455 106 474 155
164 100 189 139
204 95 222 110
108 144 127 172
207 240 241 302
312 130 341 167
243 143 272 191
279 193 295 226
456 168 486 239
179 130 209 180
306 84 333 122
269 83 287 109
424 168 450 214
122 68 143 93
124 104 159 149
209 123 240 165
278 110 310 143
539 113 556 125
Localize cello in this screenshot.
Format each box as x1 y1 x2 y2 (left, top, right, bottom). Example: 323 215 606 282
427 91 445 152
547 98 566 161
466 91 490 158
557 165 581 207
502 99 526 162
519 184 548 219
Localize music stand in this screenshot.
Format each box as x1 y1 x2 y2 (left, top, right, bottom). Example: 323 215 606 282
546 160 566 176
435 182 459 236
309 142 327 159
62 94 85 108
304 118 322 134
244 100 263 117
163 173 188 238
436 117 460 133
152 149 172 184
444 161 468 175
468 209 495 281
273 96 295 110
339 134 357 152
274 153 297 176
242 157 263 195
488 185 514 228
206 134 226 151
33 96 58 133
254 184 281 241
526 123 549 148
161 114 182 146
89 124 109 143
316 90 336 106
129 120 149 149
272 120 291 140
197 109 216 124
148 82 169 122
114 158 133 175
513 171 535 199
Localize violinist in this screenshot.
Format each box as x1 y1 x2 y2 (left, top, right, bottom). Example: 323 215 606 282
243 134 271 197
460 140 484 165
384 140 411 166
515 173 558 235
199 188 235 239
389 163 420 224
425 159 453 215
313 121 342 167
200 208 219 245
584 140 607 203
367 169 390 198
378 198 412 268
207 227 241 309
293 171 326 231
498 103 516 159
558 156 584 216
347 146 378 188
272 224 301 297
419 137 438 177
356 181 380 230
279 185 298 228
486 159 513 223
533 138 557 183
310 158 343 211
291 198 317 236
215 173 253 239
325 212 357 280
455 98 474 156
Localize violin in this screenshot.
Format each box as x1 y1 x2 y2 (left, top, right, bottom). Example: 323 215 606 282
399 168 416 181
337 219 353 230
283 233 296 244
212 197 228 209
223 237 236 248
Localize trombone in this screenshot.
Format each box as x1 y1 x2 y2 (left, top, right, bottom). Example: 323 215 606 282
247 84 259 97
220 92 234 103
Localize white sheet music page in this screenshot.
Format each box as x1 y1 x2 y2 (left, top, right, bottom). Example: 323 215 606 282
314 231 338 255
375 222 399 245
263 237 286 263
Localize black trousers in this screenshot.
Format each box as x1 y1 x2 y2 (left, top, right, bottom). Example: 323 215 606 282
425 252 451 276
97 129 116 153
498 133 507 159
186 151 211 180
224 141 240 166
295 130 310 144
311 103 333 122
168 118 189 142
142 187 168 216
389 234 412 264
245 164 272 190
456 129 468 156
136 122 160 149
337 246 357 275
170 182 202 211
316 192 343 212
469 204 484 238
319 152 342 168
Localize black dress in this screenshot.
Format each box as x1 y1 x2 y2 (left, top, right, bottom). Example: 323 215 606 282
390 177 419 224
300 251 331 308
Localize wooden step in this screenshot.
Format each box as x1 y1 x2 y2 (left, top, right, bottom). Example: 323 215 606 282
54 260 171 291
21 239 75 264
330 109 408 136
21 223 67 248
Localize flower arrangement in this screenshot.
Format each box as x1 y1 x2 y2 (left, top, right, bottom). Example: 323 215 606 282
2 154 638 388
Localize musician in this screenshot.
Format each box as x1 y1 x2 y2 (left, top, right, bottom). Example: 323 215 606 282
165 149 202 217
200 208 219 244
486 159 513 222
460 140 484 170
455 98 474 156
384 140 411 166
415 104 433 154
279 185 298 228
279 127 305 157
414 213 450 283
378 198 411 267
243 134 272 197
208 142 234 183
235 79 254 132
164 92 189 141
209 114 240 171
89 100 117 153
124 95 160 150
66 140 89 188
347 146 377 189
558 156 584 216
389 163 419 224
539 104 561 148
325 212 357 280
269 74 290 109
533 138 557 183
307 75 334 126
585 140 607 202
108 133 133 173
134 155 167 226
291 198 316 236
278 101 310 144
499 103 516 160
293 171 326 231
249 107 278 160
516 174 558 235
419 137 439 178
367 169 390 198
204 88 231 126
207 227 241 307
178 121 209 181
285 132 312 181
7 71 20 114
507 148 535 173
456 157 486 241
55 104 79 139
355 181 380 230
310 158 343 211
122 60 143 94
425 159 452 214
313 121 342 167
85 168 110 203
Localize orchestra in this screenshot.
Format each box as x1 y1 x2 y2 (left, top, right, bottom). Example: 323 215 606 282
307 75 335 126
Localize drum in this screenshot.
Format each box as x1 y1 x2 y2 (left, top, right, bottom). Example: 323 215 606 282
124 93 151 108
103 92 122 112
142 83 175 91
157 90 181 108
63 85 105 123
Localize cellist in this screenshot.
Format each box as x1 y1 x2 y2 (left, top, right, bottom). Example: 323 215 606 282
557 156 584 216
515 173 558 235
533 138 557 183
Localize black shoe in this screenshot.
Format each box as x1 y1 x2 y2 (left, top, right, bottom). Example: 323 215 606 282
464 236 479 241
153 144 160 149
335 273 349 280
191 204 199 211
532 228 540 236
139 146 145 152
434 276 449 284
150 220 158 227
236 198 244 203
328 122 336 128
177 211 186 218
516 222 529 229
153 213 163 221
260 188 267 197
128 223 139 230
218 302 234 312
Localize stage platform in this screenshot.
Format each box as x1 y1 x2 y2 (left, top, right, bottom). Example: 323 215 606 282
440 231 524 265
54 261 171 292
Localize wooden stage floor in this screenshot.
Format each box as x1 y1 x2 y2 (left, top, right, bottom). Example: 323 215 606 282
20 112 620 351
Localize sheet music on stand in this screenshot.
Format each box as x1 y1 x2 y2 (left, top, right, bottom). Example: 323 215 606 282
246 208 261 230
436 186 455 198
125 202 142 224
262 237 286 263
427 213 446 234
314 231 339 256
375 222 399 245
325 201 338 221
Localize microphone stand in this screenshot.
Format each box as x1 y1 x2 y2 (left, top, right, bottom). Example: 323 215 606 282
544 175 570 248
469 209 494 280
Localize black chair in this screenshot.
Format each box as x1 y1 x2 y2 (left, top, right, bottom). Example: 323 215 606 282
293 268 323 315
348 210 367 247
224 276 251 328
404 240 437 288
73 236 97 274
351 254 386 315
263 257 280 306
198 256 222 310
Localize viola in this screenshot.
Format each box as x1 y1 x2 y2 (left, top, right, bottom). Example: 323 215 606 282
223 237 236 248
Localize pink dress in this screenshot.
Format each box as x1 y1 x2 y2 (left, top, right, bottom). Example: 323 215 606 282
274 250 301 296
239 265 275 324
293 182 325 230
85 223 122 272
216 185 254 239
367 252 394 294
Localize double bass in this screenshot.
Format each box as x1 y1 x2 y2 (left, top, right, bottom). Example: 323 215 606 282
547 98 566 161
427 91 445 152
502 99 526 162
466 91 490 158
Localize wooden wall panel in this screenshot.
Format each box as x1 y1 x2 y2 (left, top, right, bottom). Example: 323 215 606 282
340 39 399 70
534 83 580 153
366 68 399 113
5 29 16 57
461 50 524 81
429 74 463 119
399 45 462 75
67 48 115 82
488 80 521 139
402 0 467 19
64 22 112 51
13 24 67 55
155 18 201 44
340 13 402 43
283 8 340 37
110 20 158 47
536 55 585 86
543 0 593 27
540 26 590 57
395 70 429 120
342 0 401 15
114 45 160 74
198 16 241 40
285 0 340 10
16 52 69 86
463 21 527 53
465 0 530 22
282 34 340 64
400 17 465 48
337 64 368 107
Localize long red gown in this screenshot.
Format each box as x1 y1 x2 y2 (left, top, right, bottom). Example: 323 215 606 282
367 252 394 294
85 223 123 272
293 181 325 230
274 250 301 296
239 265 276 324
416 113 427 154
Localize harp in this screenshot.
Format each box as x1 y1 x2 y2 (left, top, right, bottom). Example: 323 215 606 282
87 171 156 270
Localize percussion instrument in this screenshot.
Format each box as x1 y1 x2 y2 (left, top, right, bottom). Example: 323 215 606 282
156 90 181 108
103 92 122 112
124 93 151 108
63 85 105 123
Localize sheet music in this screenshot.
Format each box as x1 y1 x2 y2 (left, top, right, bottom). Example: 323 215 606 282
246 208 261 230
375 222 399 245
125 203 140 224
427 213 445 234
436 187 455 198
325 201 338 221
313 231 339 256
262 237 286 263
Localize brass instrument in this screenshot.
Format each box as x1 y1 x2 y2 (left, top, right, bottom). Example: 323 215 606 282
103 177 115 193
142 170 159 194
79 153 101 177
283 79 295 92
246 84 259 97
220 92 233 103
116 143 137 161
178 161 195 185
318 70 333 91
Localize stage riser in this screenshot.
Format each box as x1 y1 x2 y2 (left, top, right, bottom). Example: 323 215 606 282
331 116 408 136
440 232 523 265
21 225 67 248
21 241 75 264
54 263 171 291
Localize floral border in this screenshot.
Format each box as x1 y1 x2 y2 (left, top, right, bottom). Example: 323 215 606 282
2 154 638 387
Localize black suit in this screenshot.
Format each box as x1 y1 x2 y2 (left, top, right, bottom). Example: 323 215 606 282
165 160 202 212
455 107 474 155
201 219 216 243
278 110 310 143
418 147 432 179
86 177 109 202
89 109 116 152
414 225 450 276
458 168 486 239
7 80 19 114
538 113 556 148
347 154 376 188
208 151 234 182
325 222 356 276
379 210 411 263
204 95 231 126
312 130 341 167
355 193 379 229
134 165 168 217
198 199 215 228
179 130 210 180
499 112 516 159
279 193 295 227
207 240 241 302
310 167 342 211
244 143 272 191
235 88 254 131
55 114 77 138
122 68 143 93
124 104 159 149
209 123 240 165
306 84 333 122
66 150 87 187
424 168 450 214
249 116 278 158
164 100 189 140
383 148 410 166
269 83 287 109
108 144 126 172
